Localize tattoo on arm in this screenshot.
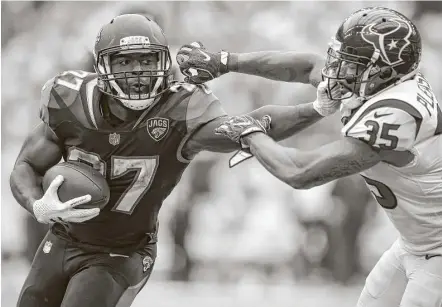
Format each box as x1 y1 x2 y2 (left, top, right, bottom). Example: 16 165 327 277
304 151 380 188
247 134 381 189
294 138 381 188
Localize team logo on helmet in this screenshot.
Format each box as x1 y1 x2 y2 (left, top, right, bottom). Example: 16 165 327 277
361 17 413 66
147 117 169 142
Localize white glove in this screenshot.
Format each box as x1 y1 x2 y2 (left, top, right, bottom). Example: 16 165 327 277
33 175 100 224
312 80 342 116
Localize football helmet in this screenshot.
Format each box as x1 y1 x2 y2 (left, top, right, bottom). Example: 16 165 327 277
94 14 172 110
322 7 422 102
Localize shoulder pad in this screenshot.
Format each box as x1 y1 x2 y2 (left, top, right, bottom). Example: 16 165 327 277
166 83 226 130
40 70 99 129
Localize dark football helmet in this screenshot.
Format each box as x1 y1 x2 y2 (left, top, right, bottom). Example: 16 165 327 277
322 7 422 101
94 14 172 110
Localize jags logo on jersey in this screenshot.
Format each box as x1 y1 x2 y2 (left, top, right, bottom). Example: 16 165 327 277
361 17 413 66
147 117 170 142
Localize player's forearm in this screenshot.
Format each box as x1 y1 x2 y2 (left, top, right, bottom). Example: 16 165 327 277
228 51 324 87
10 162 44 215
248 102 323 141
247 134 382 189
245 133 308 189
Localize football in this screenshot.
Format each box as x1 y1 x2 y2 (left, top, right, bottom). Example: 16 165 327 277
42 161 110 209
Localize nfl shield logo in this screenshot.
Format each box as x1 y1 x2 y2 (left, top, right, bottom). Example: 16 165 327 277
43 241 52 254
109 132 120 146
147 117 169 142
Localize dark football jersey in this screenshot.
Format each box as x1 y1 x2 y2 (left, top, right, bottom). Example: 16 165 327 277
39 70 226 249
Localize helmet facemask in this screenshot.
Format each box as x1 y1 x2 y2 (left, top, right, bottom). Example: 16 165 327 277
95 40 172 110
322 38 386 103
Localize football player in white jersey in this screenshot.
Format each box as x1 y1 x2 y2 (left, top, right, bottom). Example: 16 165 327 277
177 6 442 307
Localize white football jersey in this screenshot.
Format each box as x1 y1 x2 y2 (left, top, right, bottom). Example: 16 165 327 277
341 72 442 255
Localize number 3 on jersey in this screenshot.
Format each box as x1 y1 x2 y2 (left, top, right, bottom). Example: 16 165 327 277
363 120 399 150
67 148 158 215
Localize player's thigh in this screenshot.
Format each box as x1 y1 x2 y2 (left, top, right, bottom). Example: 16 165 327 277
61 245 156 307
17 231 69 307
357 241 408 307
60 267 128 307
401 255 442 307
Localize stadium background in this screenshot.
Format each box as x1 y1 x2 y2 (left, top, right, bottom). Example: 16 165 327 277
2 1 442 306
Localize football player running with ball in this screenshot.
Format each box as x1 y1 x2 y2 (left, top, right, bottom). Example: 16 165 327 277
177 7 442 307
10 14 342 307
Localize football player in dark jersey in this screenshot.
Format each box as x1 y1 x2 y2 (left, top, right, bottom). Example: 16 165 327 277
10 14 340 307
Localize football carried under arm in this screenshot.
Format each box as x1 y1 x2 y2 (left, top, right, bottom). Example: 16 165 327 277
11 77 100 223
176 42 324 87
10 123 98 223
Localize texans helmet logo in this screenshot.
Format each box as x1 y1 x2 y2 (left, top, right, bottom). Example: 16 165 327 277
361 17 413 66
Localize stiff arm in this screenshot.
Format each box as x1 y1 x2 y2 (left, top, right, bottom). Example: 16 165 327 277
182 102 322 157
227 51 325 87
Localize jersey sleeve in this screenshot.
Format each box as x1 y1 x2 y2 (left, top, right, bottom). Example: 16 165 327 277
39 70 96 135
168 83 227 134
341 99 423 151
184 85 227 133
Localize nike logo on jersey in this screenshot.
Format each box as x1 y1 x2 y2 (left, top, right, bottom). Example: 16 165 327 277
373 112 393 119
425 254 441 260
198 49 211 61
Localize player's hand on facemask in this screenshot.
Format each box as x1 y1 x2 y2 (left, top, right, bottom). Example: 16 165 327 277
312 79 343 116
176 42 230 84
33 175 99 224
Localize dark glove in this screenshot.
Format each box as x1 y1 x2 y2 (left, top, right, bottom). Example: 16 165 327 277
215 115 272 168
176 42 230 84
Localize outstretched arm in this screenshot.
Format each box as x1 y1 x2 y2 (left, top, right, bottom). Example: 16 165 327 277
244 133 381 189
182 80 340 157
176 42 324 87
227 52 324 87
182 102 323 157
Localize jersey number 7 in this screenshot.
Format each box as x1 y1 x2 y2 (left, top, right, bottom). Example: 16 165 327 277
67 148 158 215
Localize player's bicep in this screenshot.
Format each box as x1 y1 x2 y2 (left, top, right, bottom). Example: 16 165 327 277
14 122 63 175
183 116 238 155
179 85 229 157
342 104 421 151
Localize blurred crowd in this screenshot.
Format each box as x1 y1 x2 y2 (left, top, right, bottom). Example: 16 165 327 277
2 0 442 287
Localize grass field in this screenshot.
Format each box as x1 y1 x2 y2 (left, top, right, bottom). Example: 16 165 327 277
2 258 363 307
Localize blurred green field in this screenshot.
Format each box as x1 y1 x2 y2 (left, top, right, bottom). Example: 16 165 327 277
2 258 363 307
